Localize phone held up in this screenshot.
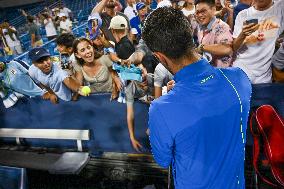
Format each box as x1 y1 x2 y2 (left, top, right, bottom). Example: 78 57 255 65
245 19 258 25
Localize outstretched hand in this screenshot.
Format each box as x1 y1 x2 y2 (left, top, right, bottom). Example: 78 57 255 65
42 92 58 104
131 138 143 152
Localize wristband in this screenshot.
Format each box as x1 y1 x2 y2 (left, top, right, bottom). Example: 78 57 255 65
200 44 205 52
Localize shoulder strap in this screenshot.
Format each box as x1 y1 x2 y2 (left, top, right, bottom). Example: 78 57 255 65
13 59 30 70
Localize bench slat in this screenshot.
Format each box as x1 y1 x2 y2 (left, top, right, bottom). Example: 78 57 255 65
0 129 89 140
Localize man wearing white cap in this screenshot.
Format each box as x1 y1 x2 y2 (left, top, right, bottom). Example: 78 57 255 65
90 0 130 42
110 15 135 60
59 13 72 34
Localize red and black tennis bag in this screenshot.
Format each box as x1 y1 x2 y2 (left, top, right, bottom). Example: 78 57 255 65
250 105 284 187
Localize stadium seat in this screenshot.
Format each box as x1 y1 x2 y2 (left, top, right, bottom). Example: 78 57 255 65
48 42 59 56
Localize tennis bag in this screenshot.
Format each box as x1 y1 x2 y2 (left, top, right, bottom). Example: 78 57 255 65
250 105 284 187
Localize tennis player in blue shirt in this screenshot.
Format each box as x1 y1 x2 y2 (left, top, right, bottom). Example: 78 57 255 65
143 7 252 189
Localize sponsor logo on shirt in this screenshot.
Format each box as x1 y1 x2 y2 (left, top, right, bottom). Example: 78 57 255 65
201 74 214 84
10 69 17 75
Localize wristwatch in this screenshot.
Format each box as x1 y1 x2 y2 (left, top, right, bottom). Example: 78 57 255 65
199 44 205 53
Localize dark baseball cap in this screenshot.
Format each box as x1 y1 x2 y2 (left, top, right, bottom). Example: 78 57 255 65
28 47 50 62
136 2 146 11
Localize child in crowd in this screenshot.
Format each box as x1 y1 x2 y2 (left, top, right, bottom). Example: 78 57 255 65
56 33 77 76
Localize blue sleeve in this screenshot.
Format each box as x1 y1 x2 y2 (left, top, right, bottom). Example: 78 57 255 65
149 103 173 168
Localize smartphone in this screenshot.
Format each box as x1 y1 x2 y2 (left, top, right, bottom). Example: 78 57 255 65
60 53 70 70
245 19 258 25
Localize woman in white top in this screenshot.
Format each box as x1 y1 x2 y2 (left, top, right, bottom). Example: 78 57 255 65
43 13 57 41
72 38 121 94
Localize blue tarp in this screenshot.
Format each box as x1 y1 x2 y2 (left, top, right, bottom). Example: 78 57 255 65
0 166 27 189
0 93 150 155
1 84 284 154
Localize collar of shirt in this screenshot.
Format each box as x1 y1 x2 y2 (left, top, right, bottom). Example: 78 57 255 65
200 16 217 31
174 58 213 83
117 35 129 45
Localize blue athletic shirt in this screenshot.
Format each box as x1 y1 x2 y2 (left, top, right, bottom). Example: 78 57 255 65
130 16 142 38
149 58 251 189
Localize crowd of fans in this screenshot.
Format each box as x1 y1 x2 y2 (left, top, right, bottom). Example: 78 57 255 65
0 0 283 151
0 4 73 55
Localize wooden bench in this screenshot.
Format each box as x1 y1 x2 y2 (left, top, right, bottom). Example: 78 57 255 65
0 128 90 174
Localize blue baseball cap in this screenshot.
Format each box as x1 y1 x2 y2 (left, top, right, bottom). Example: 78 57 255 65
136 2 146 11
88 13 103 40
28 47 50 62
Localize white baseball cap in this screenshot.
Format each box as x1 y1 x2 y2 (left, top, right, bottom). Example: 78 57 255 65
109 15 128 29
58 13 66 17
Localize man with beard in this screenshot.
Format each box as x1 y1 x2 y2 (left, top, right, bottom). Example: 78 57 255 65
143 7 251 189
91 0 130 43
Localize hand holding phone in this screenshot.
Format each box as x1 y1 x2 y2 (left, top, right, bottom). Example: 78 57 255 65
245 19 258 25
242 19 259 37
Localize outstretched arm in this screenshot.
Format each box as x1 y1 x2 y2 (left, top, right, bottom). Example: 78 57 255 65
91 0 108 15
127 104 143 152
199 43 233 56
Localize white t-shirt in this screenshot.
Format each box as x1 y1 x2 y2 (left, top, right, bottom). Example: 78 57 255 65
182 7 195 17
154 63 173 87
60 7 72 18
3 28 21 47
157 0 172 8
60 19 72 33
44 18 57 37
233 0 284 84
124 5 137 20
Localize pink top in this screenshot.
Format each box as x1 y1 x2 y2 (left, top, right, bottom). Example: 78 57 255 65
198 18 233 68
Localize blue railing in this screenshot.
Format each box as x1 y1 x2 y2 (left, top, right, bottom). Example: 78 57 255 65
14 22 88 65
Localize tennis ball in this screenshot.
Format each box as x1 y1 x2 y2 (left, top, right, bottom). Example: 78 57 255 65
81 86 91 96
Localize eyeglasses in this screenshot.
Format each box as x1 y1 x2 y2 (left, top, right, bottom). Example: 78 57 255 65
195 9 209 16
